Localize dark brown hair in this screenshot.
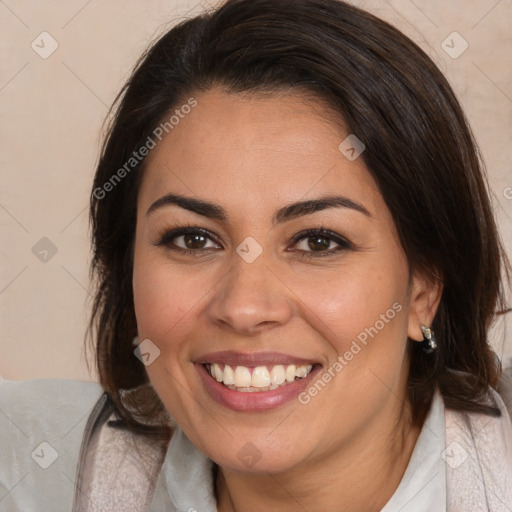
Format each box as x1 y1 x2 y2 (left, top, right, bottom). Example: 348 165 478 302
87 0 510 439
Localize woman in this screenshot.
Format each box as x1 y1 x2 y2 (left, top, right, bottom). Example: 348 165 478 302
2 0 511 510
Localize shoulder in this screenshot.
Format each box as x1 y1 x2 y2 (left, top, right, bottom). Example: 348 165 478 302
0 376 103 409
0 378 104 441
445 376 512 447
444 380 512 510
73 384 171 511
496 365 512 420
0 378 104 511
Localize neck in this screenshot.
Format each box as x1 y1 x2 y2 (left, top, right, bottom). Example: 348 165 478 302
215 398 422 512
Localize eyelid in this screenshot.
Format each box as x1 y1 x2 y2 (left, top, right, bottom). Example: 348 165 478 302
154 225 223 250
289 228 353 249
154 224 354 256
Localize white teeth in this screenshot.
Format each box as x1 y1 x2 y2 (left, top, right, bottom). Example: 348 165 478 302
207 363 314 391
213 363 223 382
251 367 271 388
234 366 252 387
285 364 296 382
296 365 312 378
223 364 235 385
270 365 286 386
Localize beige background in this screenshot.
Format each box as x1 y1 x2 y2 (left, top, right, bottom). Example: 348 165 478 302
1 0 511 382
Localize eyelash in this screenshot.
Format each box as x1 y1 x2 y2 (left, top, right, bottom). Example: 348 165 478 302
154 222 353 259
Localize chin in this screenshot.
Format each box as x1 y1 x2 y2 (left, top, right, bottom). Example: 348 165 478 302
199 431 313 475
211 449 306 475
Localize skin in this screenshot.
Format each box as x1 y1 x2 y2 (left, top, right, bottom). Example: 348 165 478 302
132 88 442 512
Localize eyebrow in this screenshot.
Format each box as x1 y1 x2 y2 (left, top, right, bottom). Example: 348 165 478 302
146 192 371 225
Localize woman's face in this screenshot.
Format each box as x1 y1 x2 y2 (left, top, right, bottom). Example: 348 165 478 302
133 88 435 473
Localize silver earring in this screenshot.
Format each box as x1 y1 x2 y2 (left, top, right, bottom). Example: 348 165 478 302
419 324 437 354
132 335 140 346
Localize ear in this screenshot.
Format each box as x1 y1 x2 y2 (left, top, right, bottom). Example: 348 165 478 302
407 269 443 341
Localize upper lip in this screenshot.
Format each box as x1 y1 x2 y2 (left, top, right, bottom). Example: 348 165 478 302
194 351 320 367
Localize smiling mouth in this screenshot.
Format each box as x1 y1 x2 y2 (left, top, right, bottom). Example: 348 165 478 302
203 363 315 392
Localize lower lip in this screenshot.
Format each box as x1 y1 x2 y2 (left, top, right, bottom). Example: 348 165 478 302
195 363 322 412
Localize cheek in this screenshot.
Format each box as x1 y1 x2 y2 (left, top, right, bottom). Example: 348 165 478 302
294 262 411 416
295 268 410 427
132 253 196 343
132 255 202 411
297 264 407 353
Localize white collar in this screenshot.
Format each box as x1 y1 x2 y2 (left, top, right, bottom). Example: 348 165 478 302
381 389 446 511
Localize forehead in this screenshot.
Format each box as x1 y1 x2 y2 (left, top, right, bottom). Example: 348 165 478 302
138 88 381 216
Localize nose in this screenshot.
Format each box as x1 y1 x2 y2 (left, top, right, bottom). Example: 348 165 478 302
206 250 294 336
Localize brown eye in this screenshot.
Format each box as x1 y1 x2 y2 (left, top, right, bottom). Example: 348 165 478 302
304 235 332 252
290 228 352 257
156 227 221 254
182 233 208 249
